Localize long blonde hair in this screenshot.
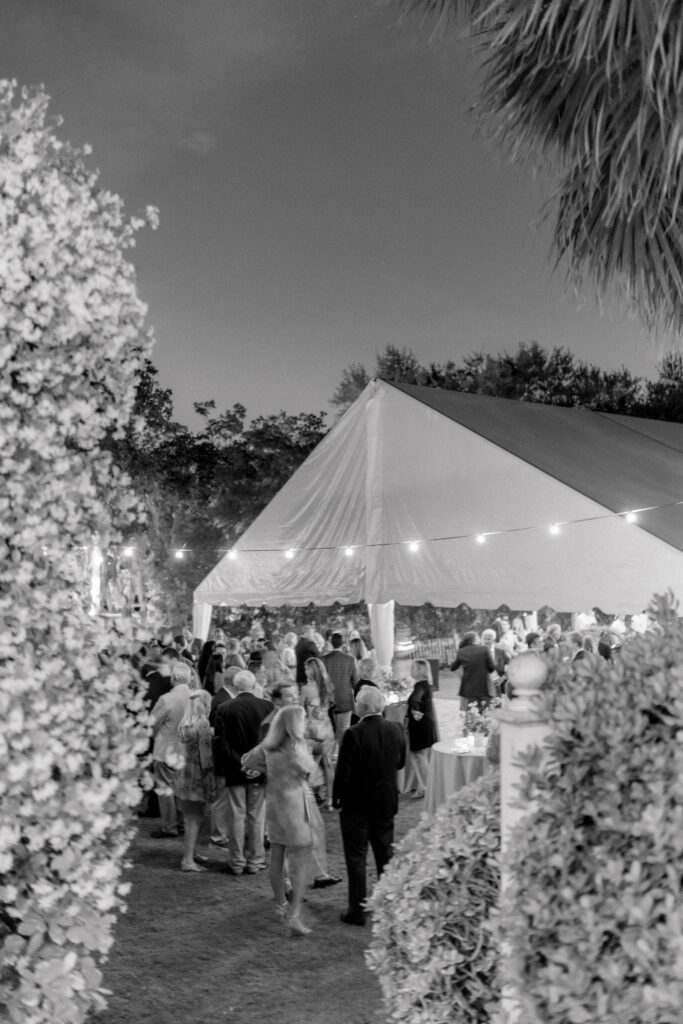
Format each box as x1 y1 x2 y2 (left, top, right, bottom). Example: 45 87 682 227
178 689 211 742
304 657 333 706
262 705 306 752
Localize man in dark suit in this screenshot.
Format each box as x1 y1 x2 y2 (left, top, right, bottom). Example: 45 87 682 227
294 624 320 684
213 670 272 874
333 685 406 926
323 631 359 742
450 631 495 710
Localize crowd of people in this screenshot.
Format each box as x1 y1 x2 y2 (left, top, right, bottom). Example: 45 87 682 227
138 624 407 932
135 614 634 932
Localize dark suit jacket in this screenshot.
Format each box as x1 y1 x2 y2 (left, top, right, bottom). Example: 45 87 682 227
332 715 406 819
213 692 273 785
144 671 171 711
294 637 320 683
209 686 234 729
323 649 359 712
451 644 495 699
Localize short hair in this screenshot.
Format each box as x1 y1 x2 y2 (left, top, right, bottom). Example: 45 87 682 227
162 647 180 661
262 705 306 750
173 634 185 646
284 632 297 646
547 623 562 638
330 632 344 649
358 656 376 679
481 629 496 644
355 685 385 718
525 632 541 647
566 631 583 646
233 669 256 692
460 631 478 648
171 662 192 687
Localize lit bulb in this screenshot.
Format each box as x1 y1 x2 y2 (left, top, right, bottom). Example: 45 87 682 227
227 549 237 560
549 523 561 535
123 546 134 557
344 546 354 557
174 549 185 559
408 541 420 553
475 534 486 544
284 548 295 560
625 511 638 524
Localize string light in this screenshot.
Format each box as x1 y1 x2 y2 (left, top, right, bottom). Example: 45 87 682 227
64 496 683 560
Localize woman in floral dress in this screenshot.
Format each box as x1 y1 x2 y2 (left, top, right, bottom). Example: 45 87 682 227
175 689 216 872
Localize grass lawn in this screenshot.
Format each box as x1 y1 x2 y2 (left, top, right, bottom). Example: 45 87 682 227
93 794 426 1024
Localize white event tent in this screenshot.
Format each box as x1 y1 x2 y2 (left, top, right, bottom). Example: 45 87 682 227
193 379 683 665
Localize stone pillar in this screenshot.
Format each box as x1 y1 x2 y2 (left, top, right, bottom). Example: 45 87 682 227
492 652 550 1024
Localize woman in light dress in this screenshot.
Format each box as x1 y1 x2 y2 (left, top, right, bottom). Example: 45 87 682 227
242 705 323 936
301 657 336 810
406 659 439 799
175 689 216 872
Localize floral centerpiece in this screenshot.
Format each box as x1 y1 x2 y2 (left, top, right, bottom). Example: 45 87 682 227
378 668 413 704
460 698 501 738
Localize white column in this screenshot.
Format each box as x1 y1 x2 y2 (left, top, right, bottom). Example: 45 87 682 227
367 600 395 670
192 601 213 641
493 653 550 1024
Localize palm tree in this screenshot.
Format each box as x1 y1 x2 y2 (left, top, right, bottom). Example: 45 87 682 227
398 1 683 336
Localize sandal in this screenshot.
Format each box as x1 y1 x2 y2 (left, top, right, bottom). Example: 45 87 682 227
181 860 207 872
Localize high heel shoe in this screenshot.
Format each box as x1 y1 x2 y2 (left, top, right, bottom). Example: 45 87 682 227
287 914 312 937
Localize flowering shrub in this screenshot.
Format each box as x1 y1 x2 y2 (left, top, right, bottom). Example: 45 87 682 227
502 594 683 1024
0 81 155 1022
367 773 501 1023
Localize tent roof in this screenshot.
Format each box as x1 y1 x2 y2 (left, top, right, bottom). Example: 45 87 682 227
391 383 683 552
194 380 683 614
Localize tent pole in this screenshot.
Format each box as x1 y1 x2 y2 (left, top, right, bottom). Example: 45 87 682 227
368 600 395 671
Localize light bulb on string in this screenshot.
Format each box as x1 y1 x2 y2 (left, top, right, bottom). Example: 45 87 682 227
475 534 486 544
624 511 638 524
408 540 420 553
122 546 134 558
344 546 355 557
284 548 295 560
549 523 561 535
227 550 238 560
174 549 185 559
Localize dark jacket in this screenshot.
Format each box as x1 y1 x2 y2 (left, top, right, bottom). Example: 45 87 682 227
406 679 438 752
144 671 171 711
209 686 233 729
323 649 359 712
213 692 273 786
451 644 495 700
332 715 405 818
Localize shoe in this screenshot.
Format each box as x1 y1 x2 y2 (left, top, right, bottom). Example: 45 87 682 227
340 911 366 926
410 790 425 800
181 861 207 872
177 825 185 835
245 864 265 875
193 853 209 863
312 875 342 889
325 803 334 812
222 865 244 876
275 901 289 920
210 836 229 848
287 914 312 937
150 829 179 839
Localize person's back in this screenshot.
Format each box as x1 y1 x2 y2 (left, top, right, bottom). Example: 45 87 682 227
451 634 494 700
152 684 191 763
334 714 405 818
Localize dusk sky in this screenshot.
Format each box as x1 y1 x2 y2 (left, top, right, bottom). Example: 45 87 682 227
3 0 669 427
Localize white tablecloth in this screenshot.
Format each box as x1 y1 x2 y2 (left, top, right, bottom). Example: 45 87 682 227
425 740 490 814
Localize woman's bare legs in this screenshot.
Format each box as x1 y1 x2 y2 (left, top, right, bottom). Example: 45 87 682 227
287 847 312 933
181 812 204 869
269 842 287 906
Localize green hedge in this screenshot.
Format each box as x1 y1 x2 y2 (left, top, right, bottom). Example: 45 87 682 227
503 595 683 1024
0 81 153 1023
367 773 501 1023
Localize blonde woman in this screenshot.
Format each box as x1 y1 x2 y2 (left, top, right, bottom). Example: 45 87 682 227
406 659 439 799
242 705 323 936
302 657 336 810
175 689 215 872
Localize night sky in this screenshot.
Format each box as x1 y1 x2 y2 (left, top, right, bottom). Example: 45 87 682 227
2 0 666 426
